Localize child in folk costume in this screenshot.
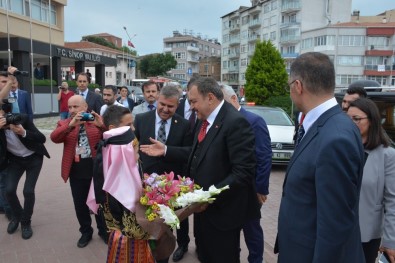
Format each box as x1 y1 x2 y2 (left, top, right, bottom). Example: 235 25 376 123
87 105 154 263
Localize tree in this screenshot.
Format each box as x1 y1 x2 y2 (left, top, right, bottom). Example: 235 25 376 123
245 40 288 105
139 53 177 77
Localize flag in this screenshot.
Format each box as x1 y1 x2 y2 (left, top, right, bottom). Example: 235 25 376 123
128 40 135 48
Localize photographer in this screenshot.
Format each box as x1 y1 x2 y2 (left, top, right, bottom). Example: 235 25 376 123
0 102 50 240
0 67 18 101
57 81 74 120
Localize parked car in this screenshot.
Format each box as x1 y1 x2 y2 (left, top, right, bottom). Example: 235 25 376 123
244 105 295 165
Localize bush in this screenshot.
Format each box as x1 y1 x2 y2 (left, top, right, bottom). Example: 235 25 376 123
33 79 57 86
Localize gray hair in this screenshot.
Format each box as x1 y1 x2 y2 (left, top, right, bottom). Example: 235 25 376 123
220 84 237 100
160 84 181 100
192 77 224 100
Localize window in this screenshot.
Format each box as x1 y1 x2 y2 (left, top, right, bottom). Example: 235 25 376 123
337 56 363 66
241 30 248 39
367 76 387 86
264 3 270 13
287 46 295 54
241 15 249 25
336 75 363 86
368 37 390 48
271 0 277 10
174 74 186 80
263 33 269 41
270 31 276 41
11 0 23 15
173 52 186 59
241 58 247 67
223 48 229 56
289 13 296 23
241 45 247 53
176 63 186 70
223 34 229 43
337 35 365 46
270 15 277 26
366 56 386 65
301 38 313 49
223 61 228 69
241 73 245 81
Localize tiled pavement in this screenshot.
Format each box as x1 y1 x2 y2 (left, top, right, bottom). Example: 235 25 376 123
0 116 285 263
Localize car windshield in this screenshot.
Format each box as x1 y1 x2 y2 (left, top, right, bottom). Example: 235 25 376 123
245 107 294 126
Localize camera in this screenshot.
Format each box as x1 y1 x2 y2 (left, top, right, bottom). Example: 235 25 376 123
81 113 94 121
1 98 22 125
59 86 65 90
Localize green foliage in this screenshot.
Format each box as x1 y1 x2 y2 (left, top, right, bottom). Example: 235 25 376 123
82 36 137 56
66 80 100 89
245 40 288 105
139 53 177 77
33 79 57 86
263 95 293 117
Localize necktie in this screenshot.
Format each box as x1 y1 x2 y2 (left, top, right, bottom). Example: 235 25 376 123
80 92 85 99
295 124 305 147
11 91 20 113
148 104 155 111
198 120 209 143
188 110 196 131
157 120 167 143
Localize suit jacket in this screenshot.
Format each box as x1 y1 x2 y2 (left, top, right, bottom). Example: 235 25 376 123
239 107 272 195
277 105 365 263
360 145 395 248
116 97 135 112
185 102 260 231
0 114 50 168
50 119 103 182
175 98 186 118
85 90 104 113
15 89 33 121
134 110 192 176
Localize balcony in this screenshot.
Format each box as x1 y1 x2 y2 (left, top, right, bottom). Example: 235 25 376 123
249 5 261 15
187 46 199 53
281 1 301 13
281 53 299 59
279 35 301 44
280 21 301 29
228 66 240 73
229 37 240 46
249 19 261 29
364 64 395 76
229 52 240 59
248 34 261 43
229 24 240 33
163 47 172 53
187 56 199 63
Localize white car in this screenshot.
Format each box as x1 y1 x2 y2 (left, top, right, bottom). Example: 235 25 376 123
244 106 295 165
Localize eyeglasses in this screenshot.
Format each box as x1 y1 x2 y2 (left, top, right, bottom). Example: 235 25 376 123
351 116 368 124
284 79 297 92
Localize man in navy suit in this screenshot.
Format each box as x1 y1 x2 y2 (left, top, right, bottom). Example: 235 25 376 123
221 84 272 263
275 52 366 262
76 73 103 114
9 76 33 121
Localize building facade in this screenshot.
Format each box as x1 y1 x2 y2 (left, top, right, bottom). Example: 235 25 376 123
221 0 352 90
163 30 221 83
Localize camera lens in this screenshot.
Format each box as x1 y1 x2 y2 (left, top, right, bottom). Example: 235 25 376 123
5 113 22 125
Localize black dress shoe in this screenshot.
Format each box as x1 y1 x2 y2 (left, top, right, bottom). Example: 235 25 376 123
21 225 33 239
7 219 19 234
172 246 188 262
77 233 92 248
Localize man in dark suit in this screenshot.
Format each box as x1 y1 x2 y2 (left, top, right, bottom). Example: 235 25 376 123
9 75 33 121
187 77 259 263
134 85 193 263
76 73 103 113
0 110 50 240
275 52 365 262
139 78 260 263
221 84 272 263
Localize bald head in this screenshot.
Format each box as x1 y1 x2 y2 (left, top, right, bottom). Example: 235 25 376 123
68 95 88 117
220 84 240 109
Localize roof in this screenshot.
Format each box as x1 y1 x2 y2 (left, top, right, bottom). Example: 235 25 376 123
221 6 249 18
333 21 395 28
65 41 121 54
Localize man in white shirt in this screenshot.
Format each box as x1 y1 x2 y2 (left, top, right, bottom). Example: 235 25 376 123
132 81 159 117
100 85 124 116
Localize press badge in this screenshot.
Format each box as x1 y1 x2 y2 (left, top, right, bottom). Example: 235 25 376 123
75 145 85 162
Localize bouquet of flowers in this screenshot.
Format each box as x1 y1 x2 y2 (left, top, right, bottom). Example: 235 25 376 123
139 172 229 230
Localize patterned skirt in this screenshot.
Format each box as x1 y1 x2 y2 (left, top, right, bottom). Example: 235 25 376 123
106 230 155 263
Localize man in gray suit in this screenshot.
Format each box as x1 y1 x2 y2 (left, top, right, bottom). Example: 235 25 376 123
76 73 103 113
132 81 159 117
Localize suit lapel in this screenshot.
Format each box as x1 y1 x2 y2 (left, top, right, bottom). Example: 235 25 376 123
283 105 342 186
148 111 156 139
166 115 180 145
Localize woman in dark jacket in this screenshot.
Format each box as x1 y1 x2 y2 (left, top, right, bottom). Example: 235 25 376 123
117 86 134 112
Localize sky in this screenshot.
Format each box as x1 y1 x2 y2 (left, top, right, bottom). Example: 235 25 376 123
64 0 395 56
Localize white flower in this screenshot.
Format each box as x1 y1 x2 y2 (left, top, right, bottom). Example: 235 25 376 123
157 204 180 229
175 185 230 208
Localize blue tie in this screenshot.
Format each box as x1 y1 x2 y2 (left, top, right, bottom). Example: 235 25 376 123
11 91 20 113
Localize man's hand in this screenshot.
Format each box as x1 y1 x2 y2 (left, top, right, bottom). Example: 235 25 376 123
140 137 166 156
68 111 85 127
9 124 25 136
7 66 17 75
257 193 267 205
91 111 104 128
0 116 6 129
380 247 395 263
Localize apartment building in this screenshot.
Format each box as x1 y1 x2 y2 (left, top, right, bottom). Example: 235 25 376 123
221 0 352 90
301 19 395 88
163 30 221 83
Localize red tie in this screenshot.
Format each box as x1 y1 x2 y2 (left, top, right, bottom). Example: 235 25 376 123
198 120 209 143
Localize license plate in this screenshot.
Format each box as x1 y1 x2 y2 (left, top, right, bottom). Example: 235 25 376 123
273 152 291 159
